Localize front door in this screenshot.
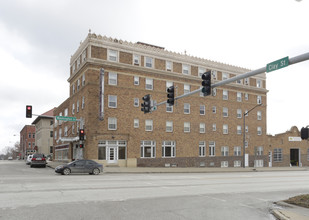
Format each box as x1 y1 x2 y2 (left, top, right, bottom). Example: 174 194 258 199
107 147 118 164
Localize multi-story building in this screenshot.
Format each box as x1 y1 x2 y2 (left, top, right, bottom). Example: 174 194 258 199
53 32 268 167
32 108 55 157
20 125 36 159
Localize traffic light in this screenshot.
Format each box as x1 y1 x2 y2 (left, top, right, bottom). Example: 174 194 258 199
79 144 84 148
26 105 32 118
301 127 309 140
167 86 175 106
79 129 85 141
201 71 212 96
141 94 151 114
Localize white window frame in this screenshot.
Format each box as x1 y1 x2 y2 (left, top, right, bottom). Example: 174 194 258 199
200 123 205 133
257 111 262 120
82 73 85 86
198 67 206 77
237 109 242 118
184 84 190 94
145 57 153 68
223 90 228 100
162 141 176 158
221 146 229 156
72 103 75 115
209 141 215 156
234 146 241 156
199 141 206 157
257 127 262 135
257 79 262 88
134 98 139 107
166 103 173 113
184 122 190 133
211 70 217 80
108 117 117 130
234 160 241 167
166 61 172 71
237 92 242 102
182 64 190 75
166 121 173 132
134 119 139 128
212 123 216 131
108 72 117 85
108 95 117 108
184 103 190 114
222 73 229 80
108 49 118 62
257 95 262 104
140 140 156 158
134 76 139 85
133 54 140 66
223 107 228 117
145 78 153 90
212 106 217 114
223 124 228 134
200 105 205 115
145 120 153 131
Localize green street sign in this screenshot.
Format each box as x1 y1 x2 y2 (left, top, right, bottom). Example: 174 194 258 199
56 116 77 121
266 56 289 73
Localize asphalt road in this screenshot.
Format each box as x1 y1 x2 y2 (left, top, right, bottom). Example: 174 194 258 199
1 160 309 220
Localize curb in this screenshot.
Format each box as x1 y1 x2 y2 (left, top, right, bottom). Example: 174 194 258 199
271 210 290 220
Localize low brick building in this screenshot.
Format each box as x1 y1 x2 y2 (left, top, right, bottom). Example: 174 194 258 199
267 126 309 167
20 125 36 159
53 32 268 168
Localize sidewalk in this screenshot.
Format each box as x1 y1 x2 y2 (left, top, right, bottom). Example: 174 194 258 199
46 160 308 173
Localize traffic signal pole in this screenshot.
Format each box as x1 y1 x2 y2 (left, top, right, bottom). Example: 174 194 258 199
154 52 309 108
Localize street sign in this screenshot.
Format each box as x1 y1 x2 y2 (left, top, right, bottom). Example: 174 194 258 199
266 56 289 73
56 116 77 121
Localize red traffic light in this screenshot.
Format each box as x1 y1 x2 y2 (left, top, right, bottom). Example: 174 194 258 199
26 105 32 118
79 129 85 140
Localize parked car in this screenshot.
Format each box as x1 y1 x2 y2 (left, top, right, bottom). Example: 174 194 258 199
26 155 33 165
30 153 47 168
8 157 13 160
55 159 103 175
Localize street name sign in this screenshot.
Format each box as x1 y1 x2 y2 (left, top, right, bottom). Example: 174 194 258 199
266 56 289 73
56 116 77 121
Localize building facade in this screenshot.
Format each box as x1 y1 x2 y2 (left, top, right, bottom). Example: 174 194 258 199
32 108 55 157
53 32 268 168
267 126 309 167
20 125 36 159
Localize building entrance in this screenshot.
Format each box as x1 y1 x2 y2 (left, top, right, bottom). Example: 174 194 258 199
290 149 299 166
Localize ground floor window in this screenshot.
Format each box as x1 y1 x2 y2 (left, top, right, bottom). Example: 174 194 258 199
140 140 156 158
98 140 127 160
162 141 176 158
209 141 215 156
234 160 241 167
274 148 282 162
199 141 206 157
221 161 228 167
55 148 68 160
254 159 264 167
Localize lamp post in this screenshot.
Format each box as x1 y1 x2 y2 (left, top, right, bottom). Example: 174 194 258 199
243 103 262 168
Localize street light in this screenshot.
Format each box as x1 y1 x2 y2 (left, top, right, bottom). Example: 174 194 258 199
243 103 263 168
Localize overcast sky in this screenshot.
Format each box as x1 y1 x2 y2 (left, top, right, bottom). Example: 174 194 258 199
0 0 308 154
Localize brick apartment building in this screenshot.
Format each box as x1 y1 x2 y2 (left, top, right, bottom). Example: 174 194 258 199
53 32 268 168
20 125 36 159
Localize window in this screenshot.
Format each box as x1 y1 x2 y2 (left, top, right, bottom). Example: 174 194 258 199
162 141 176 157
245 93 249 100
166 61 172 71
237 92 242 102
223 124 228 134
50 131 53 138
236 79 242 84
223 90 228 100
234 146 241 156
108 49 118 62
64 126 68 136
82 96 85 109
257 95 262 104
109 72 117 85
198 67 206 77
221 146 229 156
82 73 85 86
307 149 309 161
72 124 75 134
72 103 75 115
140 141 156 158
212 106 216 114
199 141 206 157
145 78 153 90
145 120 153 131
257 80 262 88
108 95 117 108
237 125 242 135
211 70 217 79
255 146 263 156
77 100 79 113
274 148 282 162
134 119 139 128
134 76 139 85
72 84 75 94
77 79 80 91
133 54 140 65
200 105 205 115
221 161 228 168
222 73 229 80
184 84 190 94
98 140 127 160
108 117 117 130
234 161 241 167
209 141 215 156
200 123 205 133
166 81 173 90
82 50 86 62
223 107 228 117
182 64 190 75
244 78 249 85
166 121 173 132
257 127 262 135
237 109 242 118
212 124 216 131
134 98 139 107
257 111 262 120
64 108 68 116
212 88 217 96
184 122 190 132
166 103 173 113
184 103 190 114
145 57 153 68
245 126 248 133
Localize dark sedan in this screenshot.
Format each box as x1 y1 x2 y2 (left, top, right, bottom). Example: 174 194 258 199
55 159 103 175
